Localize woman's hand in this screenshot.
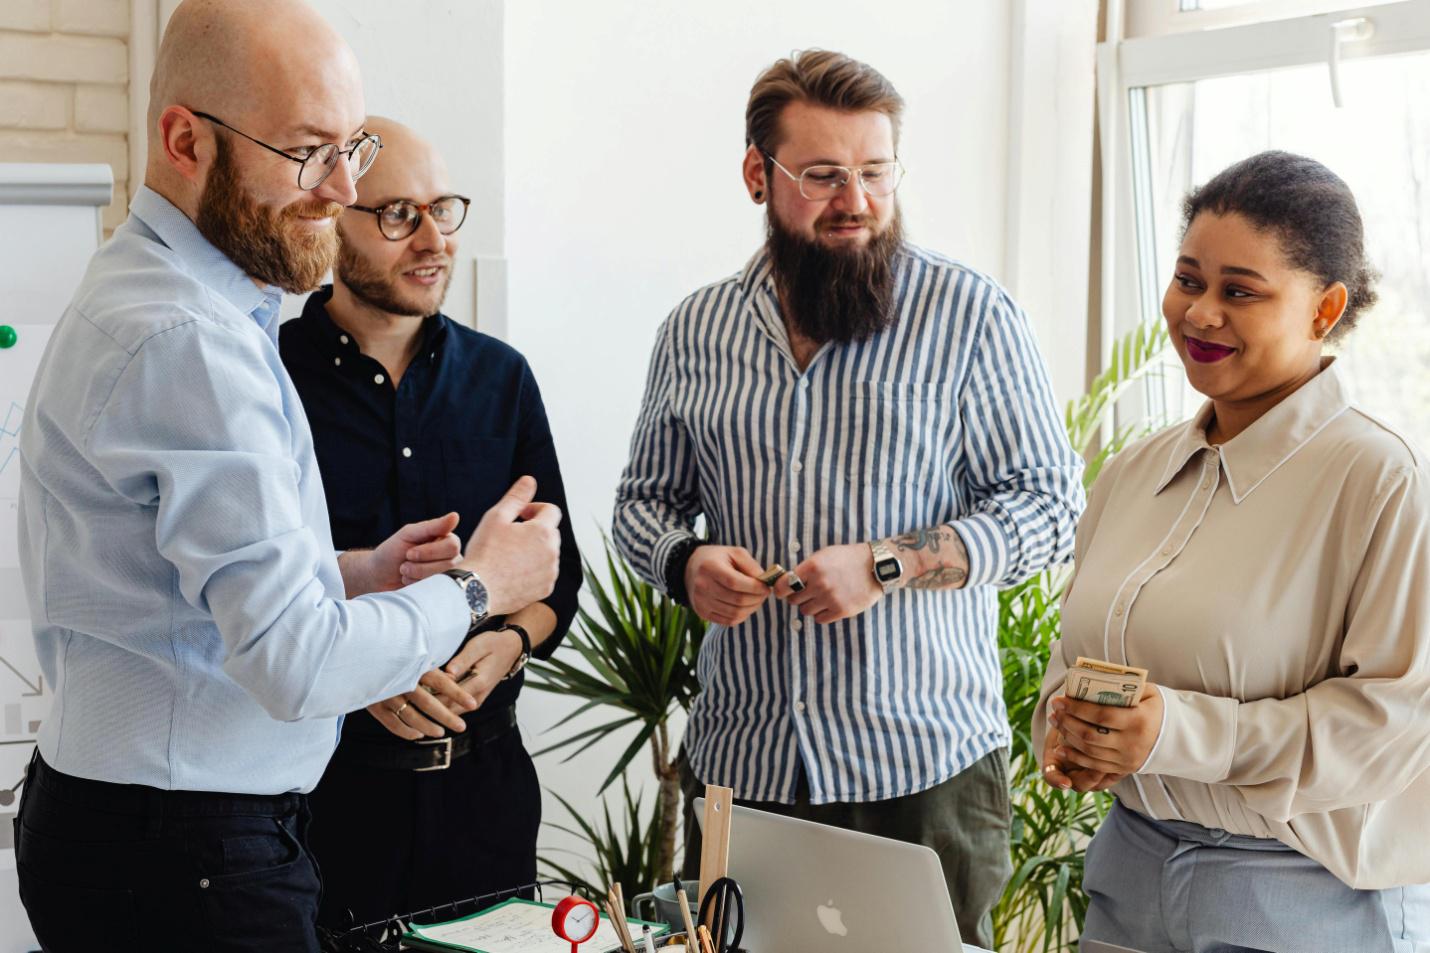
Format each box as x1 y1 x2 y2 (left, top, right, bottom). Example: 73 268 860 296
1040 714 1126 793
1047 683 1164 779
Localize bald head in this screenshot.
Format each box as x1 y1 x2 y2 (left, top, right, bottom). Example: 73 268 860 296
351 117 450 207
146 0 366 209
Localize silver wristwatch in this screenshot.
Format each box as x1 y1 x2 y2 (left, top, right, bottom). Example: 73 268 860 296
442 568 490 631
869 539 904 594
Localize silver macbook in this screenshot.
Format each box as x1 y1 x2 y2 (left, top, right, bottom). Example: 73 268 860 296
695 798 976 951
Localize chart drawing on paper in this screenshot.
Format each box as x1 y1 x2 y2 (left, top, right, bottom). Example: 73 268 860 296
0 325 54 814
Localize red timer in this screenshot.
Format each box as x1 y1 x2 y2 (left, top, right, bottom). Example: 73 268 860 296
551 895 601 953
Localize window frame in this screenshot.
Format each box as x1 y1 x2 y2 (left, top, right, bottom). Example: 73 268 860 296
1095 0 1430 430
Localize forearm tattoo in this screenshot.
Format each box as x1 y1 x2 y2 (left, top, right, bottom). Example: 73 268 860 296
886 526 970 590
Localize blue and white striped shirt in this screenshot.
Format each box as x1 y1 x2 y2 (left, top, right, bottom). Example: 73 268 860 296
613 246 1084 804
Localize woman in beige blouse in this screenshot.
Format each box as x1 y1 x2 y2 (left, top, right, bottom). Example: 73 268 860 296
1037 151 1430 953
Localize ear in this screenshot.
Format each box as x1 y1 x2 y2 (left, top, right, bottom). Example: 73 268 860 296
742 144 768 203
157 105 212 184
1313 281 1349 340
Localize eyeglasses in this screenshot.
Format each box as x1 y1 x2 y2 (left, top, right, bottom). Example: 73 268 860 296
192 111 382 191
348 195 471 241
765 153 905 201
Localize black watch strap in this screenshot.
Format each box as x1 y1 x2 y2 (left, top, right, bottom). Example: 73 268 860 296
664 537 706 608
500 623 532 680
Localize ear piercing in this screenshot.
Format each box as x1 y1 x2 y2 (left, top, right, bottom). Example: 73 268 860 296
754 190 763 201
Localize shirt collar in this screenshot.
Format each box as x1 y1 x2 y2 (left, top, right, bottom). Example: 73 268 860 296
129 186 282 332
1154 359 1352 502
298 284 450 359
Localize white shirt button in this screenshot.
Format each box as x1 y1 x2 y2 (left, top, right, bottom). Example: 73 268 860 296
1114 604 1125 616
339 334 349 345
1161 547 1171 556
790 540 802 553
793 700 806 713
333 357 341 367
799 379 810 389
791 619 802 632
402 447 412 458
791 461 803 473
374 373 386 385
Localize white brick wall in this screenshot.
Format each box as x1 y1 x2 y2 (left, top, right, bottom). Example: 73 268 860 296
0 0 130 232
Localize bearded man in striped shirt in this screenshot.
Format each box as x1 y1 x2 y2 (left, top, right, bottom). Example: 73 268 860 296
612 50 1085 948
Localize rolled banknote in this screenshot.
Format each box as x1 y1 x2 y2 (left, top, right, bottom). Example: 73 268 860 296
1065 657 1148 707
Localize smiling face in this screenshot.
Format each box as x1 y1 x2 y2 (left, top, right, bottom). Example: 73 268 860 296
334 118 457 318
1163 211 1348 414
751 101 899 247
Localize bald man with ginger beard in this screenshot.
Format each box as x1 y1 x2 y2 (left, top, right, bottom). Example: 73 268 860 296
12 3 561 949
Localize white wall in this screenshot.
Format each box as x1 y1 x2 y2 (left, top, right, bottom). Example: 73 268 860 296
504 0 1015 874
283 0 506 328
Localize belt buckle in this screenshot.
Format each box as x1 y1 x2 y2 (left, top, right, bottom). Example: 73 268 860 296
415 736 453 771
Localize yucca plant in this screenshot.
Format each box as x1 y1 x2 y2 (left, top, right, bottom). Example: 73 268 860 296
539 777 666 899
526 539 707 885
992 320 1172 953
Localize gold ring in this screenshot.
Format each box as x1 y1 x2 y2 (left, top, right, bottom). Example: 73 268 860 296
393 702 409 717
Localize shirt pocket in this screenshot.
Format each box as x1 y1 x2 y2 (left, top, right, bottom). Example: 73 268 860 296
845 381 946 488
427 437 519 526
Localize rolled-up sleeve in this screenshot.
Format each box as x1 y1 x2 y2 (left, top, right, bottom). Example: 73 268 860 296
953 289 1085 588
86 320 470 722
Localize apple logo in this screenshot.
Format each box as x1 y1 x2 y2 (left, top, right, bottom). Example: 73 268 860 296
816 899 848 937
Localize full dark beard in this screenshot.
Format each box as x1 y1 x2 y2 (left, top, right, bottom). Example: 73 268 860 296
335 232 452 318
195 140 342 294
765 208 903 345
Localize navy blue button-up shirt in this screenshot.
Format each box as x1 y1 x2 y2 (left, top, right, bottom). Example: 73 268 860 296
280 288 581 737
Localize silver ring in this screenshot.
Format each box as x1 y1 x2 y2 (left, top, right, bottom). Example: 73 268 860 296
392 702 410 717
787 571 806 593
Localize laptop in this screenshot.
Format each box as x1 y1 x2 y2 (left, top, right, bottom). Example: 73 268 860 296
694 799 971 951
1079 944 1150 953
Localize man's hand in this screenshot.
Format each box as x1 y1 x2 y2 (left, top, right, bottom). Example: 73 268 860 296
774 543 882 625
442 628 525 712
684 546 769 627
1045 684 1164 779
459 476 562 617
366 668 479 741
339 512 463 598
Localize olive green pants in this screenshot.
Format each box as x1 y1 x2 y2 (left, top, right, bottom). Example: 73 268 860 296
679 748 1012 950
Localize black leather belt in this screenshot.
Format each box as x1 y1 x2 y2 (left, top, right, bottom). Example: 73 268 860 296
334 705 517 772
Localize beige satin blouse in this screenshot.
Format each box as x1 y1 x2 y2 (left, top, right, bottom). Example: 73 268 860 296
1036 361 1430 889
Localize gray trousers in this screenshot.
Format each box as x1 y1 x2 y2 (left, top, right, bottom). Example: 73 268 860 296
679 748 1012 950
1082 800 1430 953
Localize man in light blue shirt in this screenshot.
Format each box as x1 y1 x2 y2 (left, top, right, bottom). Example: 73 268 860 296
12 1 561 949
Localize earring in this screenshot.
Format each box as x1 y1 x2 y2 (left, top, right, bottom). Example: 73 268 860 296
1314 320 1329 339
754 190 763 201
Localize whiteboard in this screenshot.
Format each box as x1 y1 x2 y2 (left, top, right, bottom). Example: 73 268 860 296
0 163 109 953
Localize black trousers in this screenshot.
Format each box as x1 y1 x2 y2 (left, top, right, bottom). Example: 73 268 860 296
306 724 541 931
679 748 1013 951
15 752 322 952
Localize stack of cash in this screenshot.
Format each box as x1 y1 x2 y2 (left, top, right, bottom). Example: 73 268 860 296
1064 657 1147 707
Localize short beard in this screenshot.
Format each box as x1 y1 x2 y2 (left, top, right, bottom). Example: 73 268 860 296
765 206 904 345
334 229 452 318
195 139 342 294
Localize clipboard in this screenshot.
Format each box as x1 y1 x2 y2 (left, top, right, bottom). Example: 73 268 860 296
400 897 666 953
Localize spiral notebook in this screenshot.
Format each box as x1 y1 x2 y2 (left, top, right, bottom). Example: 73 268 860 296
400 897 665 953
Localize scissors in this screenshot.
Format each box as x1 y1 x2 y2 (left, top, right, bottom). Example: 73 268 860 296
697 877 744 953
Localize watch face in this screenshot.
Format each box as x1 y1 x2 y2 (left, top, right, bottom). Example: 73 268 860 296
876 560 901 582
463 574 490 619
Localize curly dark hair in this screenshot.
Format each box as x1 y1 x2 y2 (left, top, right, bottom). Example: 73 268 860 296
1182 150 1379 340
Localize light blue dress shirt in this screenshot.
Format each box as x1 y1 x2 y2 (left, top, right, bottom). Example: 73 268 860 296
17 187 470 794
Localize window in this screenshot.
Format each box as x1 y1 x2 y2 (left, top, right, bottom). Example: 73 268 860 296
1102 0 1430 449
